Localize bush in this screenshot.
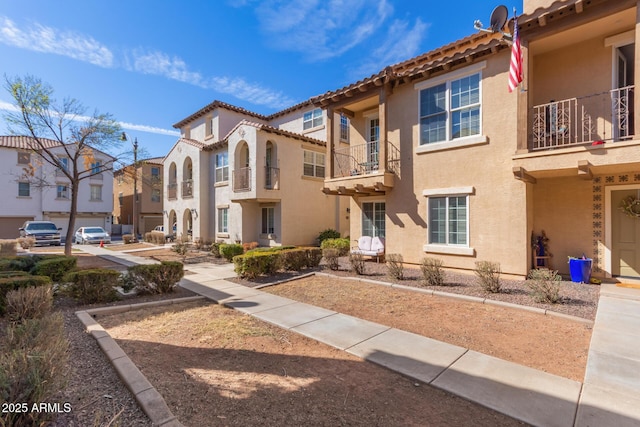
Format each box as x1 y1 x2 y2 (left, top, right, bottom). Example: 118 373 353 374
32 256 77 282
123 234 136 244
17 237 35 250
323 248 340 270
246 246 295 254
0 275 52 316
0 312 68 427
386 254 404 280
211 241 223 258
220 243 244 262
5 284 53 321
0 270 30 278
0 239 17 256
420 257 445 286
171 241 190 261
320 238 351 256
305 247 323 268
317 228 341 245
125 261 184 294
349 252 366 275
475 261 502 293
145 231 166 245
63 269 120 304
279 248 320 271
233 252 280 279
527 268 562 303
242 241 259 252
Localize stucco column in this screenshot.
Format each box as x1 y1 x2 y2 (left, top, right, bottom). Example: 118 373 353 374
325 106 334 178
634 2 640 138
516 40 530 153
379 86 388 171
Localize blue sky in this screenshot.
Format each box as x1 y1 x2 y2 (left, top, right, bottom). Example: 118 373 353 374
0 1 516 158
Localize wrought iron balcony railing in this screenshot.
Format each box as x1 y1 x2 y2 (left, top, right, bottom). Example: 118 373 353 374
182 179 193 198
333 141 401 178
265 166 280 189
167 183 177 200
233 167 251 191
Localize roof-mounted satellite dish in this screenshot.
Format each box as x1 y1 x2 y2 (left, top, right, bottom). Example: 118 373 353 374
489 5 509 32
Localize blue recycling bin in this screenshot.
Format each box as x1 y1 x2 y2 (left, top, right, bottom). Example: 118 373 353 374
569 258 592 283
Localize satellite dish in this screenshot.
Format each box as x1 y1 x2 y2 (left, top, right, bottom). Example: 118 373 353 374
489 5 509 32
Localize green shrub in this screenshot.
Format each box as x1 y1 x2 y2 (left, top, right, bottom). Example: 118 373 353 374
0 255 54 273
233 252 280 279
246 246 295 254
0 270 30 278
6 284 53 321
320 238 351 256
0 312 68 427
420 257 445 286
475 261 502 293
386 254 404 280
317 228 340 245
63 269 120 304
32 256 77 282
0 239 17 256
279 249 308 271
323 248 340 271
0 275 52 315
125 261 184 294
211 241 223 258
527 268 562 303
220 243 244 262
349 252 366 275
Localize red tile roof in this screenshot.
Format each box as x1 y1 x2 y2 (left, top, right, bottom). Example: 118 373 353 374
0 135 62 150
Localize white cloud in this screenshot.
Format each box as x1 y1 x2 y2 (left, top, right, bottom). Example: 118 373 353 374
208 76 296 109
130 50 204 86
254 0 393 61
0 16 113 67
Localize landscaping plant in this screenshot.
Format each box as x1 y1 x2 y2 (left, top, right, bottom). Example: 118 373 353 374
320 237 350 256
475 261 502 293
124 261 184 294
349 252 366 275
526 268 562 303
5 284 53 321
220 243 244 262
317 228 340 245
171 241 190 261
322 248 340 270
63 269 120 304
31 256 77 282
386 254 404 280
420 257 445 286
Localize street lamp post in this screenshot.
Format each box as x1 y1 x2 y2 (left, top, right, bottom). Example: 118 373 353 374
121 133 139 241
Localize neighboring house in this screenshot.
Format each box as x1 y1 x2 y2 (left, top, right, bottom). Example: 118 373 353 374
314 0 640 279
0 135 114 239
113 157 164 235
163 101 348 245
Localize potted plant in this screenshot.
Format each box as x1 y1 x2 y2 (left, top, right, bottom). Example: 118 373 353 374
568 255 592 283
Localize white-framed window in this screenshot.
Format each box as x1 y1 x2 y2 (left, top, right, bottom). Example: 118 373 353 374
205 115 214 138
90 185 102 201
18 182 30 197
261 207 275 234
215 152 229 182
362 202 385 238
217 207 228 233
303 108 323 130
56 184 69 199
151 188 161 203
340 114 349 142
427 195 469 246
17 152 30 165
57 157 69 175
303 150 325 178
90 161 101 174
419 70 482 145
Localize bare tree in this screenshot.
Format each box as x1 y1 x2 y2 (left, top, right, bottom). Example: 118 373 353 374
4 75 122 255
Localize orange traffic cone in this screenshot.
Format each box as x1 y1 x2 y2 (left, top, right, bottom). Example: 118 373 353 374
100 240 104 248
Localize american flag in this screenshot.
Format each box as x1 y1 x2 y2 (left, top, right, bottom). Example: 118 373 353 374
508 14 523 92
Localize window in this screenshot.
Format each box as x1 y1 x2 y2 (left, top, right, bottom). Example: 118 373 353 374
18 152 30 164
205 116 214 138
215 152 229 182
340 114 349 142
362 202 385 238
151 167 160 182
151 188 161 203
90 161 101 174
303 150 325 178
217 208 228 233
420 72 480 144
57 157 69 175
303 108 323 130
18 182 30 197
428 196 468 245
261 207 275 234
118 192 123 206
90 185 102 201
56 185 69 199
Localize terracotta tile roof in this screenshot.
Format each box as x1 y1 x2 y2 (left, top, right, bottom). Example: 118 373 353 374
141 156 165 165
518 0 629 34
0 135 62 150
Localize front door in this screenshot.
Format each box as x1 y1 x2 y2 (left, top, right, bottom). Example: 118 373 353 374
612 188 640 277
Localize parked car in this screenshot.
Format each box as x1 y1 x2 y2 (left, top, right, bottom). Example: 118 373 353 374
19 221 62 246
74 226 111 244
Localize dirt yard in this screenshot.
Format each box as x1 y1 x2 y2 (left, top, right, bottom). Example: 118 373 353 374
100 300 524 427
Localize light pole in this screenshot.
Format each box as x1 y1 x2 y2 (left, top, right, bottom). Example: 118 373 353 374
121 132 139 241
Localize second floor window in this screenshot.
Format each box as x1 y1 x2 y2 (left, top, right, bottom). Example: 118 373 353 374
215 152 229 182
91 161 101 174
303 150 325 178
151 167 160 182
18 182 30 197
420 72 481 144
340 114 349 142
151 188 161 203
90 185 102 201
18 152 30 164
118 192 123 206
57 157 69 175
56 185 69 199
303 108 323 130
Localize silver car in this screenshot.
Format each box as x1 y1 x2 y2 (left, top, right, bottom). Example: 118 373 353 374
74 227 111 244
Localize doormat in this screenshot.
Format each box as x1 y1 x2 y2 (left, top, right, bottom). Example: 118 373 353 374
616 283 640 289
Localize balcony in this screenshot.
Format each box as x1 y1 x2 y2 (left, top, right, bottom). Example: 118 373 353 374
182 179 193 198
265 166 280 190
233 167 251 192
167 183 177 200
324 141 400 195
531 86 634 150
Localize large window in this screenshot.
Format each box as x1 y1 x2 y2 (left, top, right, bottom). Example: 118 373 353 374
261 207 275 235
340 114 349 142
151 167 160 182
217 208 228 233
420 72 480 144
90 185 102 201
18 182 30 197
428 196 468 245
362 202 385 238
151 188 161 203
56 185 69 199
303 150 325 178
303 108 323 130
215 152 229 182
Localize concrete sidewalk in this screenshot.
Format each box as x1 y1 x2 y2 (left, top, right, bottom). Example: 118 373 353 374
76 244 640 426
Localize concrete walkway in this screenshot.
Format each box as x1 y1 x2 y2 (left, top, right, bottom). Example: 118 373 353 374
75 245 640 427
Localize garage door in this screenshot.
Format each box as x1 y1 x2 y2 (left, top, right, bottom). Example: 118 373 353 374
0 216 34 239
48 216 106 241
